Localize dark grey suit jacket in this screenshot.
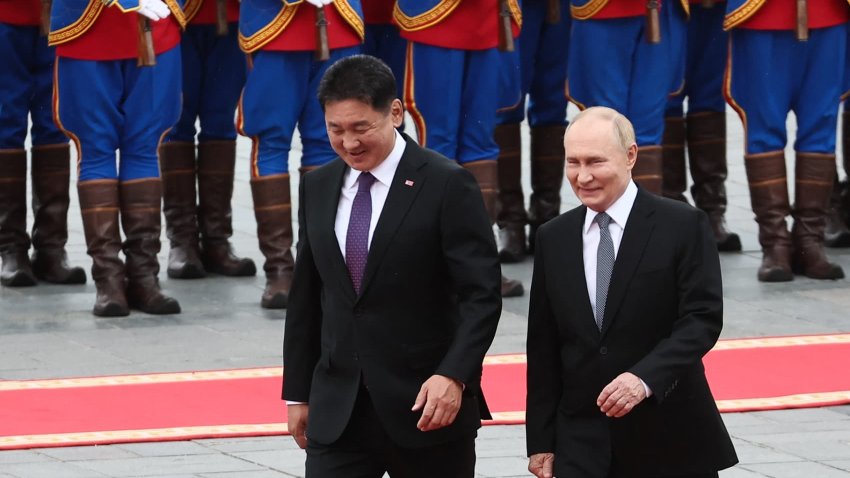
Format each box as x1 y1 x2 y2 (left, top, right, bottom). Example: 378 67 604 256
526 188 738 477
283 134 502 449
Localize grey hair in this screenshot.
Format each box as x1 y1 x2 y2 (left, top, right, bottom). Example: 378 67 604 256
566 106 636 152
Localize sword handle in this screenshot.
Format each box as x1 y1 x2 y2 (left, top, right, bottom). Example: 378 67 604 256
795 0 809 41
498 0 515 52
315 6 330 61
40 0 51 36
137 16 156 67
545 0 560 24
216 0 228 36
646 0 661 44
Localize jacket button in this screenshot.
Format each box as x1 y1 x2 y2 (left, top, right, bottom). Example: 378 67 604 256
599 346 608 355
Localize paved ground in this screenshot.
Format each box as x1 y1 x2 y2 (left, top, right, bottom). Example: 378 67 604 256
1 109 849 477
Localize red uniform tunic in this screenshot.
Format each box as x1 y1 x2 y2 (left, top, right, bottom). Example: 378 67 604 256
0 0 42 26
399 0 520 50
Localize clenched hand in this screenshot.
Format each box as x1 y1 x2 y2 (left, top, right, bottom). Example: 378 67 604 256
411 374 462 432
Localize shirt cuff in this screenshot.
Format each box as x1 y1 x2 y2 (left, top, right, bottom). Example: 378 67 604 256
286 400 306 405
640 379 653 398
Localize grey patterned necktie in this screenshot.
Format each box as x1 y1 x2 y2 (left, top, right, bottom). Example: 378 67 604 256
595 212 614 330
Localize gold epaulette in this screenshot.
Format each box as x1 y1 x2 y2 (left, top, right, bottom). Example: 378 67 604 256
392 0 461 32
570 0 609 20
723 0 766 30
182 0 203 24
334 0 365 40
47 0 104 46
508 0 522 28
238 3 299 53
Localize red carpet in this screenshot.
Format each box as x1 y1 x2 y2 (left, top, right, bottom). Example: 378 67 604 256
1 334 849 450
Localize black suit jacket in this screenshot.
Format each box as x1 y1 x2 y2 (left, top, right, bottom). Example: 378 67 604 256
283 134 502 449
526 188 738 477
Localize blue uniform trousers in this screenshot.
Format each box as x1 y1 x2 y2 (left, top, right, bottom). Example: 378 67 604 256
363 24 406 101
568 6 687 146
167 22 246 143
497 0 570 127
404 42 500 163
54 46 182 181
0 23 66 149
726 25 848 155
666 3 728 118
237 46 360 176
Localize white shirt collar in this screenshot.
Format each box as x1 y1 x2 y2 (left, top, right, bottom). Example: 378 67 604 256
344 130 406 189
583 180 638 234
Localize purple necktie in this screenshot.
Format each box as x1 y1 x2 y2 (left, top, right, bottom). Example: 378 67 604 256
346 172 376 295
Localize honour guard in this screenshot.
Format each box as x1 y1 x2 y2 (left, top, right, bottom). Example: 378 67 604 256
0 0 86 287
362 0 405 100
495 0 570 262
160 0 257 280
724 0 849 281
50 0 186 315
567 0 689 194
238 0 363 308
396 0 525 297
662 0 742 252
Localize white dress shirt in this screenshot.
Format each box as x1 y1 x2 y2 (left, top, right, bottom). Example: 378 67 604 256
334 129 407 257
581 180 652 397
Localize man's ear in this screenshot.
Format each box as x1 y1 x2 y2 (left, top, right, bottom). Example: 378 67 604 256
626 143 638 170
390 99 404 128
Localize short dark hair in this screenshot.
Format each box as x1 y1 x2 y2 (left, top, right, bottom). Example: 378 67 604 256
317 55 398 113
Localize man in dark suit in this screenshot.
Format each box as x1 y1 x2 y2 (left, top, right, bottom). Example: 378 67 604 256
282 55 502 478
526 107 738 478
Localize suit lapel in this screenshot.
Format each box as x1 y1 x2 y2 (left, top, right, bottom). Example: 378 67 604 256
357 139 427 301
316 160 357 301
600 190 655 337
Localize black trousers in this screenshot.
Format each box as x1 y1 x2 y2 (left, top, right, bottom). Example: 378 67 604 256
305 386 476 478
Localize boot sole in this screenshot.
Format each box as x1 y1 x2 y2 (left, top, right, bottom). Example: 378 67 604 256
167 264 206 279
1 272 37 287
758 269 794 282
130 300 182 315
261 293 288 309
502 283 525 298
93 302 130 317
717 234 742 253
825 232 850 248
34 267 87 285
499 249 527 264
204 261 258 277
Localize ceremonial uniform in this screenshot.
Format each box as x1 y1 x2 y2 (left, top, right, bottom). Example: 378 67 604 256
397 0 525 297
160 0 256 281
724 0 849 281
362 0 404 102
567 0 689 193
0 0 86 288
827 46 850 246
237 0 363 308
495 0 570 262
50 0 186 315
662 0 741 252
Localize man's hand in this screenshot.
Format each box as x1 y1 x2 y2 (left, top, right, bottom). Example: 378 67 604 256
528 452 555 478
137 0 171 20
287 403 309 449
304 0 334 6
411 374 462 432
597 372 647 418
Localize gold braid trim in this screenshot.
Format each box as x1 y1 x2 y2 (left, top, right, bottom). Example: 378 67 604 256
164 0 187 28
508 0 522 28
47 0 104 46
182 0 203 23
334 0 365 40
570 0 609 20
393 0 462 32
679 0 690 18
723 0 767 30
238 4 298 53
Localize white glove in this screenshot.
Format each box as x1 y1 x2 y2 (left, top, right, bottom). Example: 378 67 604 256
138 0 171 20
303 0 334 7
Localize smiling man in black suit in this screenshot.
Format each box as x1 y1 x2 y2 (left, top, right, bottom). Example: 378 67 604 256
526 106 738 478
282 54 502 478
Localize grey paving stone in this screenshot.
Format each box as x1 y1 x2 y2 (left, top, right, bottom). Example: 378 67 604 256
113 442 218 458
0 450 53 465
37 445 140 462
745 461 850 478
199 472 298 478
1 461 110 478
227 450 306 477
474 456 531 477
731 442 804 465
193 437 294 454
719 467 771 477
73 455 265 477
